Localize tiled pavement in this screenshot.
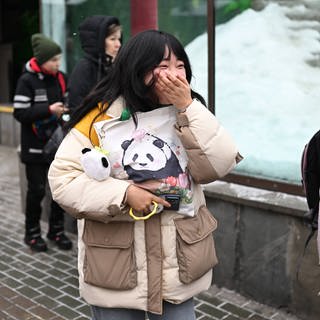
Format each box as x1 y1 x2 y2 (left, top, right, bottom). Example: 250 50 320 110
0 145 302 320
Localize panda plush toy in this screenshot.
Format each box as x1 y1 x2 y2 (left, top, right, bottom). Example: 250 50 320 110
81 147 111 181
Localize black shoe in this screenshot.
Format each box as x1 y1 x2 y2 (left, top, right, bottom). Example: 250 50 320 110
24 235 48 252
47 232 72 250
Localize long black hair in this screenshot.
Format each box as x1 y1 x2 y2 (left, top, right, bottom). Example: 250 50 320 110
67 29 206 129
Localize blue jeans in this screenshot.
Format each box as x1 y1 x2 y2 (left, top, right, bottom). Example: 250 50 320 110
91 298 196 320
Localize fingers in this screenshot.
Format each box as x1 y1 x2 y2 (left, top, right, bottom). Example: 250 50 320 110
156 71 191 103
126 185 172 214
49 102 68 118
152 195 171 208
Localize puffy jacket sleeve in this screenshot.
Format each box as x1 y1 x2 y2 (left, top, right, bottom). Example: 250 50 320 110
175 99 242 184
13 74 52 124
48 128 131 223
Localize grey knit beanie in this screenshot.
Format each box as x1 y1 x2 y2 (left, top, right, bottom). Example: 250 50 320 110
31 33 62 65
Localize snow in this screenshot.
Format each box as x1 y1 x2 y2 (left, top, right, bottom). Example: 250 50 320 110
186 3 320 184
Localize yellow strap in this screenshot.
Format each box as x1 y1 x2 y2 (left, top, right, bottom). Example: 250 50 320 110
129 201 159 221
74 102 111 146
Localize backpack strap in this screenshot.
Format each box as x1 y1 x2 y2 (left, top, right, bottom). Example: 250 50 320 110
74 103 112 146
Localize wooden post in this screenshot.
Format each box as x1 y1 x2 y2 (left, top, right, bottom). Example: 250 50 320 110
130 0 158 36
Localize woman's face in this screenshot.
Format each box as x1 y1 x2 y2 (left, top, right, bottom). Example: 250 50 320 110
145 48 187 104
41 54 62 74
105 29 122 61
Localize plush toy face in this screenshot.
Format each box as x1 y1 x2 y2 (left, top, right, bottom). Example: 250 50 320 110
81 147 111 181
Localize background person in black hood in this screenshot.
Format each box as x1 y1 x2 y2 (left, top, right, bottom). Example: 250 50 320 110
67 15 122 111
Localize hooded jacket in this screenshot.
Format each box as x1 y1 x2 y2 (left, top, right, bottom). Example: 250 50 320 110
13 58 67 164
48 98 242 314
67 15 121 110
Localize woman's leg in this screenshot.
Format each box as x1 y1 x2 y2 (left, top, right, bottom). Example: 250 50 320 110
91 305 146 320
148 298 196 320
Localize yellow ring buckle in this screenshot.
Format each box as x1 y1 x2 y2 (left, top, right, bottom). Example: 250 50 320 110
129 201 158 221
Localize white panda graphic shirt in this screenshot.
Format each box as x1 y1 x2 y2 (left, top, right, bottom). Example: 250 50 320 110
94 106 194 217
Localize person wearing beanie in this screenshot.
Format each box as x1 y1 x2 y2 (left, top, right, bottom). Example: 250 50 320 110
13 33 72 252
31 33 62 65
67 15 122 111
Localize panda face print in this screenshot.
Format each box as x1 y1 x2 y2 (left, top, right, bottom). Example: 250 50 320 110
122 134 171 172
121 132 183 182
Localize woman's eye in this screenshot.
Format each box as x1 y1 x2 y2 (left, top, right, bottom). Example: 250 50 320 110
177 64 185 69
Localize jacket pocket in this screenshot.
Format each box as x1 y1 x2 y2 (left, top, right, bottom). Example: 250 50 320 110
83 220 137 290
174 205 218 284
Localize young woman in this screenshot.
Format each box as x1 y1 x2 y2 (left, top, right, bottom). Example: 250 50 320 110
67 15 122 111
48 30 241 319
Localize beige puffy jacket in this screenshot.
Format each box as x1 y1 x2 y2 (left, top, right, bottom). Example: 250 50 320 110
48 98 241 314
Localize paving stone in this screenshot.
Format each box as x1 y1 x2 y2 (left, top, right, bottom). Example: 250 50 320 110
54 253 75 263
0 296 13 309
38 285 63 298
68 267 79 277
7 270 26 280
11 295 39 310
60 285 79 297
195 310 203 318
31 261 51 270
53 305 82 319
224 316 241 320
197 291 224 306
16 285 41 298
29 305 59 319
200 316 217 320
0 262 8 271
64 275 79 287
34 295 59 309
51 260 73 270
0 285 18 298
5 305 40 320
76 304 92 317
2 277 23 289
0 309 13 320
16 254 35 264
1 255 15 264
249 314 269 320
1 246 20 256
221 302 252 318
9 260 31 271
28 269 48 279
50 316 66 320
48 268 70 279
21 276 44 288
57 294 84 308
43 276 66 288
196 302 229 318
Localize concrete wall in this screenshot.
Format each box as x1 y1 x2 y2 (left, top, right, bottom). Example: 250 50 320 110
204 182 320 320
